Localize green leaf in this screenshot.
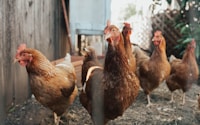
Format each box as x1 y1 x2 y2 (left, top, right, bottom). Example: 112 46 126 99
182 38 193 44
181 0 188 9
166 0 172 4
177 39 183 43
180 26 189 34
8 106 15 113
174 44 181 49
175 23 185 29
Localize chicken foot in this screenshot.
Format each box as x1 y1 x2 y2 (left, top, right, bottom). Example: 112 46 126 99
54 112 64 125
169 92 175 103
181 92 186 105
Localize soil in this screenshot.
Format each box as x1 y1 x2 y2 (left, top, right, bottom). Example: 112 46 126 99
4 82 200 125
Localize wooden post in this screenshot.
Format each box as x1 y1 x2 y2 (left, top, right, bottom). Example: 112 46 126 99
78 35 82 56
61 0 72 54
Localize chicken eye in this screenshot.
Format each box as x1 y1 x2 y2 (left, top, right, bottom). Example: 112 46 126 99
112 29 116 32
21 53 25 56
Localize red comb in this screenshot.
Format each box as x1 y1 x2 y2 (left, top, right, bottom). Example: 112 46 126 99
15 43 27 61
155 30 162 35
17 43 27 53
107 20 111 27
191 39 196 47
191 39 195 43
124 22 131 28
18 43 26 49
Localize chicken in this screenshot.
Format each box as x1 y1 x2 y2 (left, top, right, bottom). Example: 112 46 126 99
138 30 171 107
14 44 78 125
79 21 140 125
81 47 102 86
121 22 136 72
166 39 199 105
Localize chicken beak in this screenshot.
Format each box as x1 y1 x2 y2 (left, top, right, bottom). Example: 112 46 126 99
84 48 90 52
104 33 111 41
13 58 19 63
81 48 89 56
80 51 86 56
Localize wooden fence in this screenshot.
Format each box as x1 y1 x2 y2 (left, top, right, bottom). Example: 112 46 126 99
0 0 70 123
151 9 182 58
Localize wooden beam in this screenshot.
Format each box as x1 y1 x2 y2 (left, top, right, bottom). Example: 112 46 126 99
61 0 72 53
51 56 84 67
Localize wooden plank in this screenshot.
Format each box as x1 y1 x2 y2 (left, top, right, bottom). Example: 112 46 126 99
51 56 84 66
49 0 55 60
13 0 30 101
53 0 68 59
34 0 54 60
0 0 5 123
4 0 16 108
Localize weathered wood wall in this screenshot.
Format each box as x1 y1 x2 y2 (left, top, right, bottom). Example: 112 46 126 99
0 0 69 123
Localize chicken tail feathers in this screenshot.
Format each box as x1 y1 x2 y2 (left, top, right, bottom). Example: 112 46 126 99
169 55 177 62
56 53 73 68
64 53 71 62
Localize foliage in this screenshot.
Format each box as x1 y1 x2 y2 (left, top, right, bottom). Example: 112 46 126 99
121 4 137 20
166 0 172 4
172 0 200 64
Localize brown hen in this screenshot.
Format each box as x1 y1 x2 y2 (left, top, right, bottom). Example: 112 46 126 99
14 44 78 125
138 30 171 107
166 39 199 104
81 47 102 86
79 21 139 125
122 22 136 72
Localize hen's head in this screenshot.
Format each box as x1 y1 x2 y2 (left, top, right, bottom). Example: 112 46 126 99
152 30 164 47
187 39 196 51
14 43 33 67
122 22 132 36
104 20 122 46
82 46 97 60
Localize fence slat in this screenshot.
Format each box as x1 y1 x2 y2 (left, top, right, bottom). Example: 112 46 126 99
152 9 182 58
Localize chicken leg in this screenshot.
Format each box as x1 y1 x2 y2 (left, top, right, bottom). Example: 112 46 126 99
182 92 186 105
169 92 175 103
146 94 153 107
54 112 60 125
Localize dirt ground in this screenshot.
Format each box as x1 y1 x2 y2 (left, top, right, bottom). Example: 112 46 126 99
4 81 200 125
